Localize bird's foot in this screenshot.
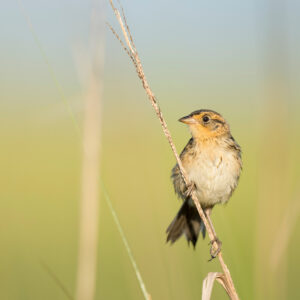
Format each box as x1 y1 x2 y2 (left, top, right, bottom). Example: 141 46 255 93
184 182 195 198
208 237 222 261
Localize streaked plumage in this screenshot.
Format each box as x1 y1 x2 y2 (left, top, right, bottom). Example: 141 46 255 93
166 109 242 246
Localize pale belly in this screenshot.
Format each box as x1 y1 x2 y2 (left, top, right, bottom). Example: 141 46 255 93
185 149 240 207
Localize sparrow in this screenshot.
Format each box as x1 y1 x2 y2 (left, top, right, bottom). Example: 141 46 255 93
166 109 242 249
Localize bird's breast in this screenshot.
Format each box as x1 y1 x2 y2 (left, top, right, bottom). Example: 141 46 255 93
183 144 240 207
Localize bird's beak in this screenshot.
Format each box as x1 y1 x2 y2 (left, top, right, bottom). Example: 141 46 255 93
178 115 197 125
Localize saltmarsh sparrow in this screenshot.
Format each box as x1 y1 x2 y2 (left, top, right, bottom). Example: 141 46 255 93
167 109 242 247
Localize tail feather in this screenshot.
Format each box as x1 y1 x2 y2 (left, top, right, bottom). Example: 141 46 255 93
166 200 206 247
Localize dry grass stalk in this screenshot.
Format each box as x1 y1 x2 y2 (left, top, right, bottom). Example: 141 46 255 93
108 1 239 299
202 272 230 300
75 2 104 300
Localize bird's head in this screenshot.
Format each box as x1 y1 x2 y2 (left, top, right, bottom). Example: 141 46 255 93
179 109 230 140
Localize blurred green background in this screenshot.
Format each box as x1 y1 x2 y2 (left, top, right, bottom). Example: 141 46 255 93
1 0 300 299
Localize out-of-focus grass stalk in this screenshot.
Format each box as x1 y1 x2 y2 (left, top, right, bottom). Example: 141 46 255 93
19 1 151 298
255 0 289 299
20 0 103 298
101 182 151 300
270 191 300 270
17 0 80 134
40 261 74 300
75 2 104 300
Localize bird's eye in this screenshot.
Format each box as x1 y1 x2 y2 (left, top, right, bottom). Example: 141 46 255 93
202 115 210 123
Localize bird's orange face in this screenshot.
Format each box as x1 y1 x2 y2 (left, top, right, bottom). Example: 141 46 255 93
179 109 230 140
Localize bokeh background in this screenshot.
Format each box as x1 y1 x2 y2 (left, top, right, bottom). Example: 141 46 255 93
1 0 300 299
